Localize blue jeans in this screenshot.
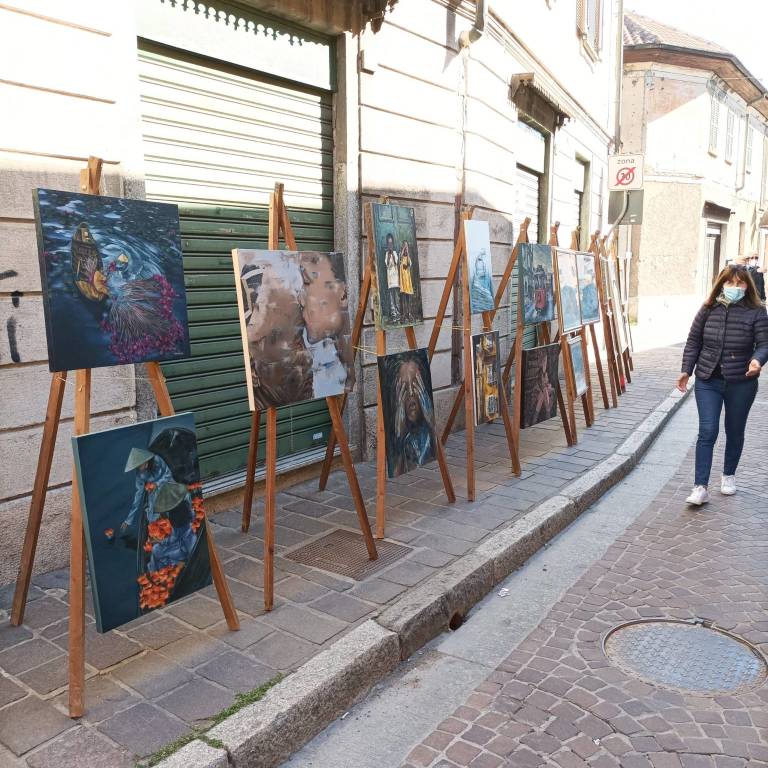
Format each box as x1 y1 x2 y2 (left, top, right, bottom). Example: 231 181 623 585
694 375 758 486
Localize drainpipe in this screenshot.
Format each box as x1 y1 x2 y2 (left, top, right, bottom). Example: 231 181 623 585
459 0 487 48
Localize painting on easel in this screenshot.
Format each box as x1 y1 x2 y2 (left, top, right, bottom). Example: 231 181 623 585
33 189 190 372
520 343 561 429
555 249 582 333
520 243 556 325
465 220 496 313
377 349 438 478
568 337 588 396
371 203 423 329
576 253 600 325
72 413 212 633
233 250 355 410
607 259 630 353
471 331 502 425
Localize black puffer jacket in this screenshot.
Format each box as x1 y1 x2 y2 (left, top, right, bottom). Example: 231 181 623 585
681 300 768 381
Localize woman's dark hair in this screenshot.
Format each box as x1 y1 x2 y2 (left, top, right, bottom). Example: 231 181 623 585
704 264 762 309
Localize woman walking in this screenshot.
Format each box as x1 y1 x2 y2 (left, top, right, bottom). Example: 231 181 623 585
677 264 768 505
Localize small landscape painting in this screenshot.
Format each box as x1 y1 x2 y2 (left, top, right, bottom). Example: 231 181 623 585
568 336 588 397
576 252 600 325
555 249 582 333
520 243 556 325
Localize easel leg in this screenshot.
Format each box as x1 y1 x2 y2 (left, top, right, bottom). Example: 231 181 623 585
623 349 633 382
589 324 610 410
68 369 91 719
206 524 240 630
326 397 377 559
264 408 277 611
11 372 67 626
241 409 261 532
498 385 521 476
441 384 464 445
318 426 338 491
375 330 387 539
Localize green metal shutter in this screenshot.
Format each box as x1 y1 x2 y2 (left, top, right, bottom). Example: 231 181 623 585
137 41 335 485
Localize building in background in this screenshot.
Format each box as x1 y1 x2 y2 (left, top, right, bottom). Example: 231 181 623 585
0 0 622 580
621 11 768 333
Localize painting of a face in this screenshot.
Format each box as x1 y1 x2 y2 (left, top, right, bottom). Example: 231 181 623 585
233 250 355 410
520 343 560 429
33 188 190 372
378 349 437 478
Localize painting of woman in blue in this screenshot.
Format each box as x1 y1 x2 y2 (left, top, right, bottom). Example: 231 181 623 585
33 188 190 372
71 414 211 633
464 220 496 313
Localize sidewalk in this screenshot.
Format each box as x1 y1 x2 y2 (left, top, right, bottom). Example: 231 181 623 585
0 345 683 767
402 386 768 767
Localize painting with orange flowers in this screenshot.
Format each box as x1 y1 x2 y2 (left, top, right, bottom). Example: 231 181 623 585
71 413 211 632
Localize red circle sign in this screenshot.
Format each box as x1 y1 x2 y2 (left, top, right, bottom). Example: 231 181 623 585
615 167 635 186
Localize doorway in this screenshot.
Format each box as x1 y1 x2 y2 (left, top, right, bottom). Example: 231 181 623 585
704 223 722 293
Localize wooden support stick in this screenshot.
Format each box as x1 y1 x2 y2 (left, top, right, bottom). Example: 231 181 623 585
11 372 67 625
375 329 387 539
241 409 261 532
460 239 475 502
263 408 277 611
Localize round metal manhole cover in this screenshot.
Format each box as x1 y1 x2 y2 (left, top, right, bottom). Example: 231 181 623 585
604 620 768 695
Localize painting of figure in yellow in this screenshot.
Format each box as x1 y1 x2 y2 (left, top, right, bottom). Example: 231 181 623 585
471 331 502 425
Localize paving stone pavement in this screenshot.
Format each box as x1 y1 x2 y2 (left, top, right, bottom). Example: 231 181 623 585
0 346 681 765
401 384 768 768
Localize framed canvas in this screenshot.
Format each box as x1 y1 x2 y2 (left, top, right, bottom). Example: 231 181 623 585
72 413 212 633
568 336 588 397
520 343 560 429
555 249 582 333
465 220 496 313
232 249 355 411
471 331 502 425
576 252 600 325
33 189 190 372
520 243 556 325
371 203 424 330
377 348 437 478
607 259 629 352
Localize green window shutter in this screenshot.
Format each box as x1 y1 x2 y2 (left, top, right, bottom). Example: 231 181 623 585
137 41 335 484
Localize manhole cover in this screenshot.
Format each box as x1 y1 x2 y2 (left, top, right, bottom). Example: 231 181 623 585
286 529 411 581
604 620 768 695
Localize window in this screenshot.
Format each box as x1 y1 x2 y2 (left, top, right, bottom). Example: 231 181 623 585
746 124 753 173
577 0 601 57
708 91 720 154
725 109 735 163
739 222 746 256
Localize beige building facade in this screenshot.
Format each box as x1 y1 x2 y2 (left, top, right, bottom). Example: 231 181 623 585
621 12 768 330
0 0 622 581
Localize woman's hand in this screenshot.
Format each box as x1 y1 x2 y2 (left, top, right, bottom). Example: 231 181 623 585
746 359 762 378
675 373 690 392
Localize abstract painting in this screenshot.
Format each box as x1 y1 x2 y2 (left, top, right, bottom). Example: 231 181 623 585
465 220 496 313
520 343 560 429
555 249 582 333
576 253 600 325
471 331 502 425
568 336 588 397
72 413 212 633
520 243 555 325
371 203 423 330
33 189 190 372
233 250 355 411
377 348 437 478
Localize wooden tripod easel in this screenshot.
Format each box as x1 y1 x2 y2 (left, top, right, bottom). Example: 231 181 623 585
598 234 628 395
429 213 530 501
240 184 378 604
11 157 239 718
318 197 456 539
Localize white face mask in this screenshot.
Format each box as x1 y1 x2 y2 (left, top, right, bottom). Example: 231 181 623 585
723 285 745 302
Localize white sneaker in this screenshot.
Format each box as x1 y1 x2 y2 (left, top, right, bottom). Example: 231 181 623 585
721 475 737 495
685 485 710 505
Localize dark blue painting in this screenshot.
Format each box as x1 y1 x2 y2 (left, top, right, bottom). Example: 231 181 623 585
34 189 190 372
72 414 212 633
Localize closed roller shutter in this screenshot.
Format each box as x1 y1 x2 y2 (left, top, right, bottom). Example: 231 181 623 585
137 41 335 485
514 165 541 350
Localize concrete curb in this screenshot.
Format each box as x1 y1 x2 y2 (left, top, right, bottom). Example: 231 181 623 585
155 385 691 768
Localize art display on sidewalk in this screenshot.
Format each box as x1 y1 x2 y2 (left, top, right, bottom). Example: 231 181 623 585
568 336 588 396
465 220 496 313
520 343 560 428
33 189 190 372
232 249 355 410
371 203 423 329
520 243 556 325
576 253 600 325
555 249 582 333
607 259 630 352
471 331 501 425
72 413 212 633
377 348 438 477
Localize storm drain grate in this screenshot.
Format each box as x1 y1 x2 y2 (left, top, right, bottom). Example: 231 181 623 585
286 529 412 581
604 620 768 695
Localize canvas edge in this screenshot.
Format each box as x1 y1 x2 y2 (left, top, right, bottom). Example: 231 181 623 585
32 189 59 374
230 249 257 413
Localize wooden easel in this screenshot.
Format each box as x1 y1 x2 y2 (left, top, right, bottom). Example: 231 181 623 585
11 157 239 718
586 231 615 409
323 197 456 538
598 234 628 394
240 184 378 604
503 223 575 454
425 210 521 502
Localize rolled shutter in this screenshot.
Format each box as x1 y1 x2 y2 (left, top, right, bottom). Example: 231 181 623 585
514 165 542 351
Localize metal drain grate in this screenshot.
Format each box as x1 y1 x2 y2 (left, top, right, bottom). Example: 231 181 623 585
604 620 768 695
286 529 412 581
